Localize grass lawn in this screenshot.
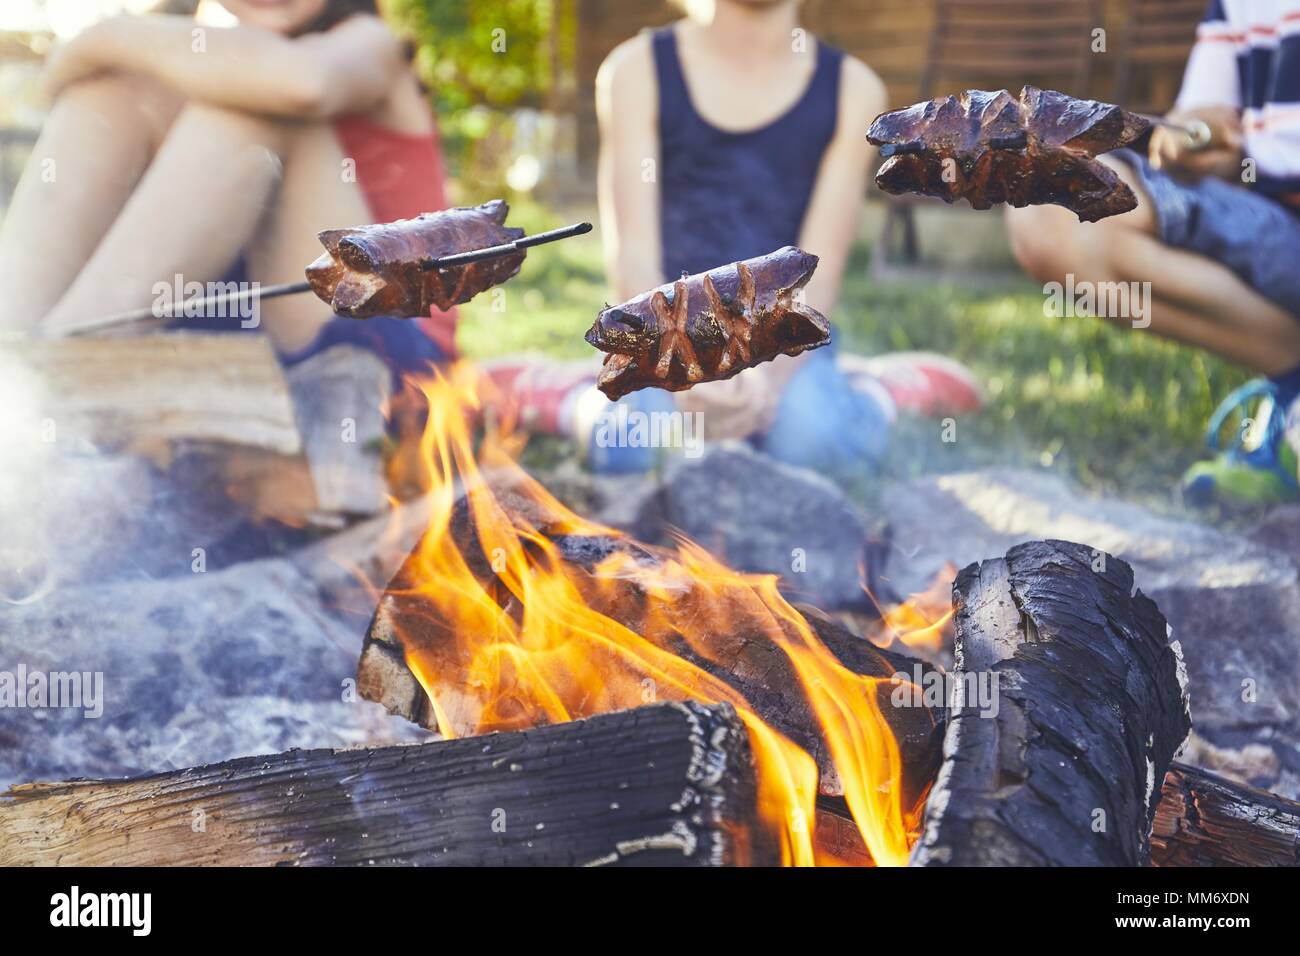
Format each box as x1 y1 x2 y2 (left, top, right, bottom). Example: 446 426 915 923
457 202 1253 510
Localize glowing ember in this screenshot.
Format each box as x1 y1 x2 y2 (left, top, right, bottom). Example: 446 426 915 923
381 362 931 866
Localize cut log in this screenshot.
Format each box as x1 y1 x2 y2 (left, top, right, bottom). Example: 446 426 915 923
0 701 773 867
1150 763 1300 867
1 333 300 454
284 345 390 517
819 762 1300 868
910 539 1191 866
358 486 944 806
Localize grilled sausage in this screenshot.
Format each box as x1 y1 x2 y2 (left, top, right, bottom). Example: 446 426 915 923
305 199 525 318
867 86 1151 222
585 246 831 400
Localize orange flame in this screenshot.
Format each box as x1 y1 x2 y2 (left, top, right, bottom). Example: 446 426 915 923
865 563 958 654
383 363 926 866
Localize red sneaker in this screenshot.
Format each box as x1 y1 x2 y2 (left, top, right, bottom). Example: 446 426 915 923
481 356 600 434
840 351 984 418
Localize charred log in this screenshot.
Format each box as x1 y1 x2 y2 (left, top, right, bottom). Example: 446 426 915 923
359 487 943 807
0 701 773 867
910 540 1191 866
1150 763 1300 867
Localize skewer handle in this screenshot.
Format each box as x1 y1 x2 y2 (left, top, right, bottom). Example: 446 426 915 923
1145 116 1213 152
62 281 313 338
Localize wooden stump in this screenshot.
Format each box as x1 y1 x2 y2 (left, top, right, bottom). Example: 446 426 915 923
910 539 1191 866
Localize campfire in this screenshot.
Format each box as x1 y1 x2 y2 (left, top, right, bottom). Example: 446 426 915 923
367 362 932 867
6 356 1300 868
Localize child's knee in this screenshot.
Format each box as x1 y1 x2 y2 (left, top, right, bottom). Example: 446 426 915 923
760 356 890 471
58 72 182 135
167 101 304 182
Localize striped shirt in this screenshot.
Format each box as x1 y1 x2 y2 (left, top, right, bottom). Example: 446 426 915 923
1178 0 1300 197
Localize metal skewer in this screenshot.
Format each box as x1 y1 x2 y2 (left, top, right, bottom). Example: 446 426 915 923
418 220 592 270
67 221 594 337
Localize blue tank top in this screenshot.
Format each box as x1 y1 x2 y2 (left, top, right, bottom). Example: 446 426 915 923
652 26 843 280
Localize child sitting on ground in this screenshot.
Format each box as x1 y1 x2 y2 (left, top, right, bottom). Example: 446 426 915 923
0 0 456 522
490 0 982 475
1006 0 1300 506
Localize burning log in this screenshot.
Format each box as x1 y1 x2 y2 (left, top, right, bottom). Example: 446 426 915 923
358 487 943 808
910 540 1191 866
0 701 774 867
1150 763 1300 867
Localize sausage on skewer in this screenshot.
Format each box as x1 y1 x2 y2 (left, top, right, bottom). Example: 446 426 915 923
584 246 831 400
305 199 526 318
867 86 1152 222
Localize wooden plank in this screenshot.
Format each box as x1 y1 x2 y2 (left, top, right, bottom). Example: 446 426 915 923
0 701 775 866
939 39 1095 59
1129 44 1200 62
0 333 300 455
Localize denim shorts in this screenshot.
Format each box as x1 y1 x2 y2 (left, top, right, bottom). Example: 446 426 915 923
1114 150 1300 318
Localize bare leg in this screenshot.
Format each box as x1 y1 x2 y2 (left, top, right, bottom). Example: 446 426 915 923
41 100 297 337
39 98 372 354
0 73 180 331
1005 158 1300 376
245 119 373 353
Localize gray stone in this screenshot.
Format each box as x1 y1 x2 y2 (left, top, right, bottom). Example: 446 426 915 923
0 507 431 789
628 443 878 611
881 467 1300 797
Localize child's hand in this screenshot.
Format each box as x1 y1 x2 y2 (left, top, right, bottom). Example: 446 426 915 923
1149 105 1244 180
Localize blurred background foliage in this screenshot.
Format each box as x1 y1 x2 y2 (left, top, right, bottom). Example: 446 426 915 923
385 0 574 199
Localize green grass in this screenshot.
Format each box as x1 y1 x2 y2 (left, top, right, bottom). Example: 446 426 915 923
455 202 607 362
457 203 1253 508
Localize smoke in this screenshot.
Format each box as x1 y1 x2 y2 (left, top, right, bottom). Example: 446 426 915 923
0 344 157 602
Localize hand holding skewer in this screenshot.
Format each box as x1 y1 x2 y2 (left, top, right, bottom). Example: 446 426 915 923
1147 106 1241 178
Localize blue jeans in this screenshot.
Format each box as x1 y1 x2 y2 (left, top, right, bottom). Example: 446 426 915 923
589 346 890 474
1115 150 1300 317
758 346 890 471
